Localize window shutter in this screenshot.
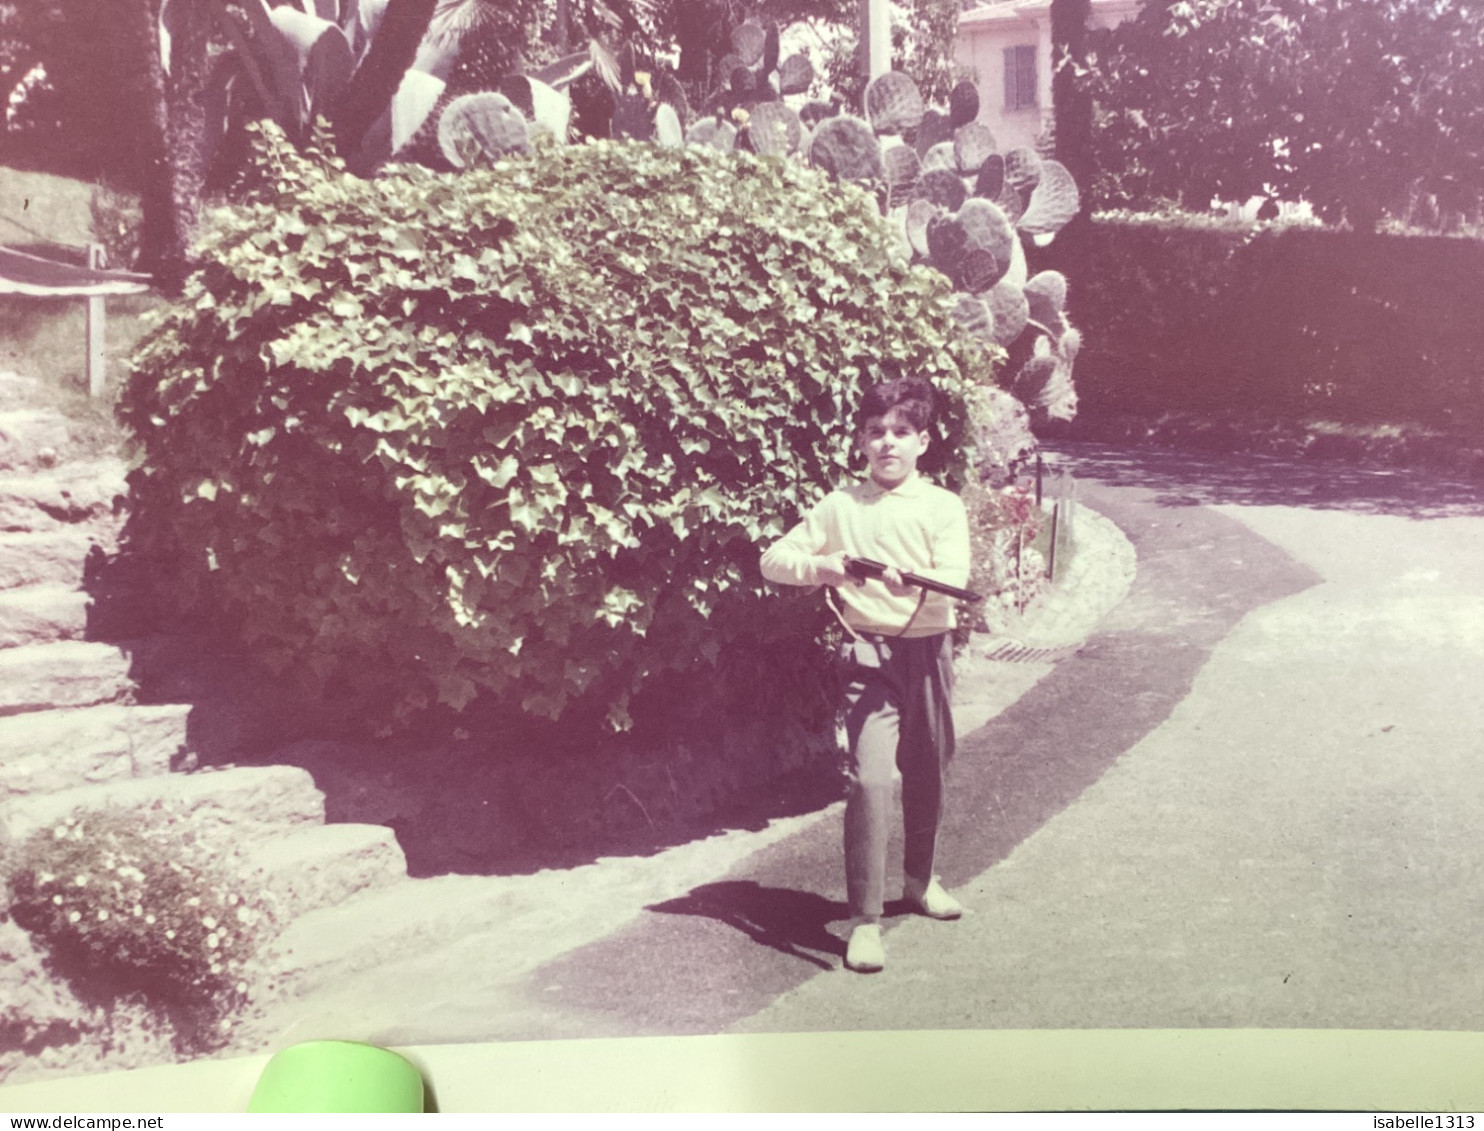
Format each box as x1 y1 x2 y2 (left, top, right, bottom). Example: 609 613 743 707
1003 46 1016 109
1018 46 1037 108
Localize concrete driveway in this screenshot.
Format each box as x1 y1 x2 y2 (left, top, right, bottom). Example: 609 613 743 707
500 444 1484 1038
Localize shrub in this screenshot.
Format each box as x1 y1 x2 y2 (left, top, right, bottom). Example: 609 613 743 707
5 807 277 1053
120 125 1001 734
1070 215 1484 429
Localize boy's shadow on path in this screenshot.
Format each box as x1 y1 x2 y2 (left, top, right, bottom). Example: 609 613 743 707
647 881 922 971
647 882 848 970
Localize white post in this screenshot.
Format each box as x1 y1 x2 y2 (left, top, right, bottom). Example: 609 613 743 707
860 0 891 81
86 243 106 399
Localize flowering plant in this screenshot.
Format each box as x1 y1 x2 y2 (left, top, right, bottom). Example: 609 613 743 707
5 805 277 1050
959 478 1050 637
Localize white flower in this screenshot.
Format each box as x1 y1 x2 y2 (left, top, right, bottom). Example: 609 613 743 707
52 895 63 906
207 932 220 949
67 910 81 923
133 905 144 917
73 875 88 887
145 914 156 925
52 826 68 840
236 907 252 923
209 962 223 974
203 916 218 929
38 872 55 884
165 929 176 940
235 981 248 994
186 897 200 907
97 909 109 921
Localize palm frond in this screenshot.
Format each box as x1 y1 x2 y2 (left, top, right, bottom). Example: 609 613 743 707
589 36 621 90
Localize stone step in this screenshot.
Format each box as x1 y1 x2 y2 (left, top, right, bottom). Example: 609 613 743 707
0 703 191 800
0 409 72 471
0 460 128 533
247 823 408 923
264 874 506 993
0 584 90 647
0 764 326 846
0 531 105 590
0 640 134 717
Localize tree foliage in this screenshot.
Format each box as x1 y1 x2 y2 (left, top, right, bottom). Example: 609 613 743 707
120 126 995 734
1087 0 1484 229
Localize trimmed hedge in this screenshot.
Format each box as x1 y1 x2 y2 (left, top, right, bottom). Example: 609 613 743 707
1065 217 1484 429
120 125 1000 736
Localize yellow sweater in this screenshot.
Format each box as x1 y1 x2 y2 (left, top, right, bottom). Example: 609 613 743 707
759 472 972 637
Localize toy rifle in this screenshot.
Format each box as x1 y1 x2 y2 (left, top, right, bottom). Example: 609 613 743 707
842 556 983 603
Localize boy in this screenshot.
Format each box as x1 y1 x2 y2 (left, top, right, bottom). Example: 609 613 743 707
760 372 971 973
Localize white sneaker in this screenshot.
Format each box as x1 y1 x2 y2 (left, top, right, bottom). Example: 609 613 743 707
845 923 885 973
903 877 963 920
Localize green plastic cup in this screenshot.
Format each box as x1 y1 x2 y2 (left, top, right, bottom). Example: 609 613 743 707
247 1040 425 1113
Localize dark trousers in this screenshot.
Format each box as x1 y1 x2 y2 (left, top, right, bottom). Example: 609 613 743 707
840 632 956 920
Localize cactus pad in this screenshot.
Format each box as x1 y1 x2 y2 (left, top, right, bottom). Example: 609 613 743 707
905 199 940 258
438 91 530 168
1018 159 1082 244
917 168 967 211
882 143 921 208
985 279 1030 347
778 53 814 96
951 293 995 344
865 72 925 135
686 116 737 151
926 212 969 280
913 108 953 158
974 153 1006 200
612 92 656 140
997 180 1027 226
716 53 746 87
949 80 980 129
654 101 683 146
1060 326 1083 365
1025 269 1068 311
953 123 996 174
732 20 766 67
500 75 571 143
958 248 1004 294
957 198 1016 272
746 100 803 155
1013 353 1060 404
1024 270 1070 335
1004 147 1043 194
807 115 884 183
920 141 958 175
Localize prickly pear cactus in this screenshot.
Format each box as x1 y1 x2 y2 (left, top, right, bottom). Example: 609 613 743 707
438 91 530 167
745 101 803 156
807 116 884 184
686 114 737 152
865 72 925 135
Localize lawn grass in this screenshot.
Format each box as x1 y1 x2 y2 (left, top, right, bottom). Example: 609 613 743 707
1 165 159 462
0 165 101 251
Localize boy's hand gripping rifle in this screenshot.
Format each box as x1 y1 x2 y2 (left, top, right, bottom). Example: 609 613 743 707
842 556 983 603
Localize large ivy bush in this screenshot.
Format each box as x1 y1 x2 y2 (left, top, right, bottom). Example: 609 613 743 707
121 125 1001 734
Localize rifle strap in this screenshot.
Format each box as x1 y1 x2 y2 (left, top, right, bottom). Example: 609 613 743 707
825 583 927 642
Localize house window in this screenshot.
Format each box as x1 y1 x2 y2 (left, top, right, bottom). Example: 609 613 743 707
1004 45 1037 111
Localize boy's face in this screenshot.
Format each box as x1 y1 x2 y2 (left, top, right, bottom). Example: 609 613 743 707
859 407 930 488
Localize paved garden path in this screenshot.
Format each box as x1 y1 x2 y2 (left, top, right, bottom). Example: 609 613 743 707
242 443 1484 1047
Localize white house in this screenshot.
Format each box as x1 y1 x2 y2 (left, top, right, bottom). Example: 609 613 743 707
955 0 1141 154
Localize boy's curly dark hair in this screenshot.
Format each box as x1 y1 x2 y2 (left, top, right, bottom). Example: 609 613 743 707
858 363 935 432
